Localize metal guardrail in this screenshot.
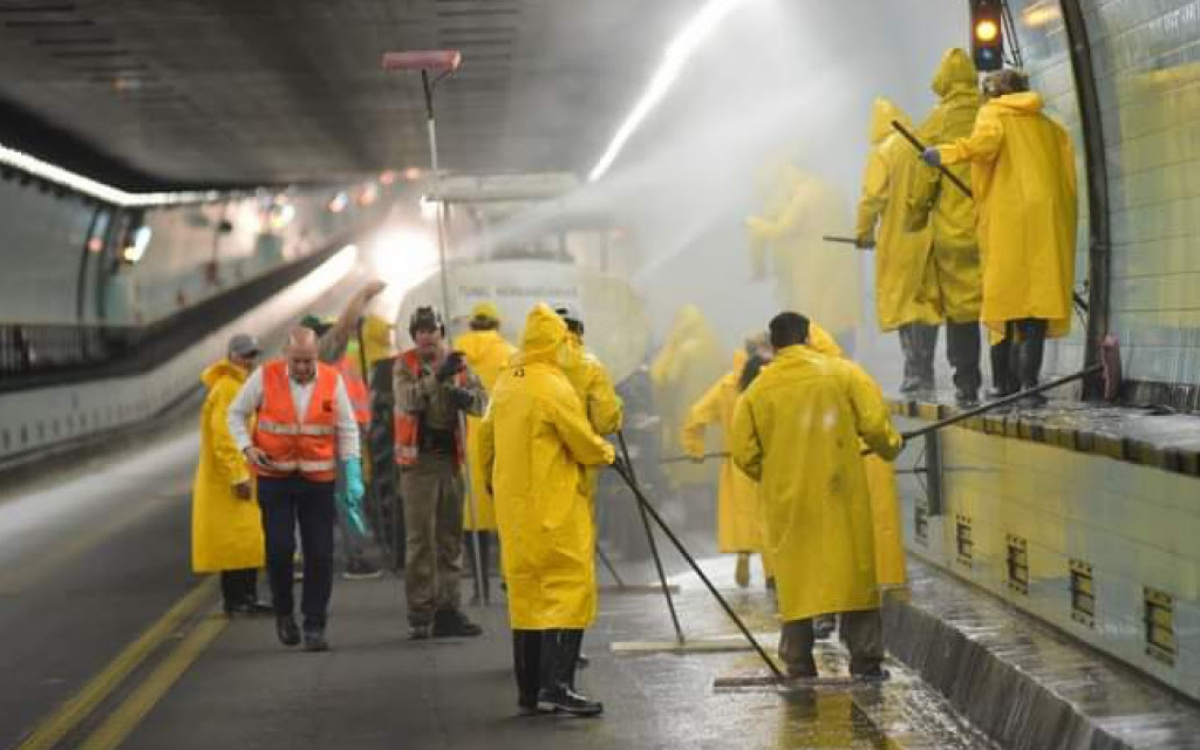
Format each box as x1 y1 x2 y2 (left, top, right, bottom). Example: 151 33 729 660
0 238 349 393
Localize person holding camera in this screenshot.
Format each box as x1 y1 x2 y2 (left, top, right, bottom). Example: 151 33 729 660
393 306 487 639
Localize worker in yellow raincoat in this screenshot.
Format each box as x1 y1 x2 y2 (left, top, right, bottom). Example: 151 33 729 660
681 347 766 588
923 68 1077 406
856 98 941 396
802 323 907 589
732 312 903 679
554 304 622 670
480 304 615 717
907 48 986 406
747 161 862 350
650 305 726 491
191 334 270 616
453 301 516 602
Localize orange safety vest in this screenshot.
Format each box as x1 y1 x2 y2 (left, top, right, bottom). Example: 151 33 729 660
253 359 340 482
393 349 466 467
336 356 370 425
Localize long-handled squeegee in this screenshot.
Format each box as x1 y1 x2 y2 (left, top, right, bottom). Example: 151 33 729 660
609 457 786 681
381 49 490 604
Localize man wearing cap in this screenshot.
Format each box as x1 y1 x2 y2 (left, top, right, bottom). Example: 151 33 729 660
453 301 516 603
394 305 487 639
227 327 364 652
192 334 272 616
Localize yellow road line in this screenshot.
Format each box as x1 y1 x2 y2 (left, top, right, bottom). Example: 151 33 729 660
15 576 217 750
78 615 228 750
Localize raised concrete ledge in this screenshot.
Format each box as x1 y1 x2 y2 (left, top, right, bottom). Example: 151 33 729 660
886 396 1200 478
883 560 1200 750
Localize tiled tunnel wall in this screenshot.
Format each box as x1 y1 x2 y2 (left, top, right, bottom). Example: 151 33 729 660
896 417 1200 701
1012 0 1200 387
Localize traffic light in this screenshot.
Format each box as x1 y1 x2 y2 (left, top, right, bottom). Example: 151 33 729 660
971 0 1004 72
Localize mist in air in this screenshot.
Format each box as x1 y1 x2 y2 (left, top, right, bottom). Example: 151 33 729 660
468 0 969 383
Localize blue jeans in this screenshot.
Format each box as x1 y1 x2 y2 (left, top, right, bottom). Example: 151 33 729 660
258 476 335 629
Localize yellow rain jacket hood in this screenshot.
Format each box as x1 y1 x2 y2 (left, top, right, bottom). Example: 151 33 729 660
360 314 396 367
682 349 763 554
192 359 264 574
857 98 940 331
731 345 903 621
480 304 615 629
454 328 517 531
939 91 1077 337
651 305 726 488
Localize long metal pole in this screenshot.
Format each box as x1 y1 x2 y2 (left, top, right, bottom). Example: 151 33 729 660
421 69 485 603
617 430 685 644
610 459 784 680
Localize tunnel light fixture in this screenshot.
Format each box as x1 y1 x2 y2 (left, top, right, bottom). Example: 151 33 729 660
0 141 223 207
587 0 748 183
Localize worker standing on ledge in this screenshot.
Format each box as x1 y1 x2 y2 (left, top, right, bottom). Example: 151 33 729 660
393 305 487 640
732 312 903 680
855 98 941 397
227 327 364 652
453 301 516 604
922 68 1077 407
480 304 615 717
191 333 271 617
907 48 986 407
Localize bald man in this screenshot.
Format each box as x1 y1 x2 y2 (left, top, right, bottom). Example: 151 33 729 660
228 327 362 652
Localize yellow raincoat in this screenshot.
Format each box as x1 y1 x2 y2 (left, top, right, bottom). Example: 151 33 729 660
804 323 907 587
681 350 762 553
748 165 862 338
731 345 902 622
856 98 940 332
191 360 264 573
361 313 396 368
937 92 1078 338
562 334 623 504
650 305 726 488
455 328 516 531
909 48 984 323
480 304 615 629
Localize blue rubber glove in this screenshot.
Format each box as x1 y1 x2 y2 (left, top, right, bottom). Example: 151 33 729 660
339 459 367 537
921 147 942 168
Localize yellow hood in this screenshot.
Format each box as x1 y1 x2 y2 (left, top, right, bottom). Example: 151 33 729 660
521 303 568 364
201 359 248 388
991 91 1045 114
870 98 910 144
361 313 395 366
932 48 977 97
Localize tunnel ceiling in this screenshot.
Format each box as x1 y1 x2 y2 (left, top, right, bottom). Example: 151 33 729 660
0 0 693 191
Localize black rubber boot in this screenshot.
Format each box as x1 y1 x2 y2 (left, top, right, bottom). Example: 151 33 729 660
987 337 1016 399
946 321 981 406
898 325 923 394
537 630 602 716
513 630 543 715
914 323 939 396
1015 319 1048 408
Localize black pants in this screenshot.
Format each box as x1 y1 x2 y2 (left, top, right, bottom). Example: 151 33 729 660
898 323 937 392
219 569 258 608
258 476 336 630
946 321 982 395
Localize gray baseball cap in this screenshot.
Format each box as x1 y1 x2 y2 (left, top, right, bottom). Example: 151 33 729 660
227 333 261 358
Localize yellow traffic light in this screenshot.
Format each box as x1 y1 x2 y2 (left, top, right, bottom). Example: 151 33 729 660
975 19 1000 43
